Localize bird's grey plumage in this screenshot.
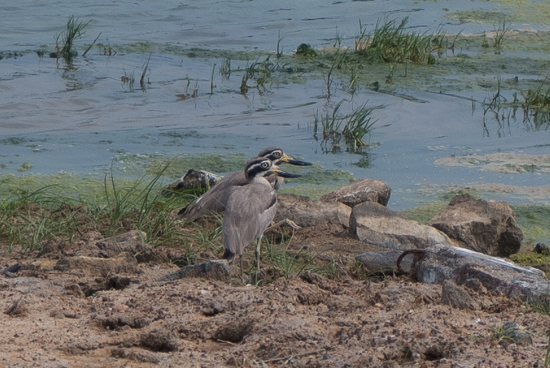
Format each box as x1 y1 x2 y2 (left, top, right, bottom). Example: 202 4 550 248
222 181 276 259
179 147 310 222
221 156 301 274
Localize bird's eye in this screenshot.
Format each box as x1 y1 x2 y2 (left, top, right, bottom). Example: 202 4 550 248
272 151 282 158
261 161 270 169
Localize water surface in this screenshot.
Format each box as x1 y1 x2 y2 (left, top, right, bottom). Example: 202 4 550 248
1 0 550 210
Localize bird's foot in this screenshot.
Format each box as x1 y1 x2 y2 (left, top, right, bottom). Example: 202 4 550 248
266 218 301 232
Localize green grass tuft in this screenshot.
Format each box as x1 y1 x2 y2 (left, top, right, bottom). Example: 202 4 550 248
55 15 91 62
354 16 446 64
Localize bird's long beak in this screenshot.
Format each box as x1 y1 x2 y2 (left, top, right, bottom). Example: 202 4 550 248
268 167 302 178
278 154 312 166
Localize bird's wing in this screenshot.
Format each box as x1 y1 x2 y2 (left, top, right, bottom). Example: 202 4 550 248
223 184 276 256
180 170 247 221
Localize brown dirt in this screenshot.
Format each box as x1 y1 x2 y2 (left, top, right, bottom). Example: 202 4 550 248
1 226 550 367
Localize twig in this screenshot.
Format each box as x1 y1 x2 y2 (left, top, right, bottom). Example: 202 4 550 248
396 249 426 274
216 339 237 345
264 348 326 363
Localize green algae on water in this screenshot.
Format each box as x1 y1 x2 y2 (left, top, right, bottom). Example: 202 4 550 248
17 163 33 172
399 201 448 224
512 204 550 245
147 153 249 178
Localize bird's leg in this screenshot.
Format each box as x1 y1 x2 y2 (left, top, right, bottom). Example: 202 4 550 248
255 237 262 275
239 255 244 277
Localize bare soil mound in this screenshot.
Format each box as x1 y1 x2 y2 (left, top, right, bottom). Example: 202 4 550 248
2 228 549 367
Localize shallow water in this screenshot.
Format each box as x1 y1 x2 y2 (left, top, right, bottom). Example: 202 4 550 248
1 0 550 211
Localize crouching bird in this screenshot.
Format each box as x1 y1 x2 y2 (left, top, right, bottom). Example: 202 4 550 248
179 147 311 222
222 156 301 275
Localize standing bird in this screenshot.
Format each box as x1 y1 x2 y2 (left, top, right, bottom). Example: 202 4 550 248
179 147 311 222
222 157 300 275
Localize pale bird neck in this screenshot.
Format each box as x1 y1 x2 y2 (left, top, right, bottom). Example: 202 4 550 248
251 175 271 186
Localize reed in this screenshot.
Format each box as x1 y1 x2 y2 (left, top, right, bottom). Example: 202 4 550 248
55 16 90 62
240 57 276 95
219 58 231 79
139 55 151 91
314 100 378 152
342 102 377 148
354 16 446 64
276 30 285 58
493 19 511 48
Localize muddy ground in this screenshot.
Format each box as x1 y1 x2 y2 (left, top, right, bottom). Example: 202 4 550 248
1 223 549 368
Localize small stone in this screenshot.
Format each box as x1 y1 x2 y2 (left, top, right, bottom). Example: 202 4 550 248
535 243 550 255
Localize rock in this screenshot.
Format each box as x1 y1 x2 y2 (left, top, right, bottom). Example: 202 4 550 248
1 263 21 278
41 236 70 255
160 260 230 281
320 178 391 207
535 243 550 255
414 244 550 300
440 280 479 310
54 252 138 275
274 193 351 228
95 230 163 263
427 194 523 257
349 201 454 250
162 169 219 197
498 322 533 346
462 278 487 294
4 298 29 317
80 231 104 242
111 349 162 364
107 275 133 290
64 284 85 297
140 328 179 352
355 250 414 274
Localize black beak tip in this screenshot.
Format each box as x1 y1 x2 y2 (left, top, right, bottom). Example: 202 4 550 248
277 171 301 178
287 159 313 166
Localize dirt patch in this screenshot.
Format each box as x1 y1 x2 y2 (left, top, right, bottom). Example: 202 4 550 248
2 228 550 367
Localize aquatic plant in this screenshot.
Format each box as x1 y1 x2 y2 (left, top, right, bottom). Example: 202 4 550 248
239 56 277 95
493 19 511 48
219 58 231 79
210 63 216 94
296 43 317 57
354 16 445 64
55 15 91 62
96 42 117 56
342 103 378 148
121 69 135 90
82 32 101 57
324 53 338 100
484 77 550 132
276 30 285 59
139 55 151 91
521 80 550 131
346 65 359 96
313 100 378 152
522 79 550 110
